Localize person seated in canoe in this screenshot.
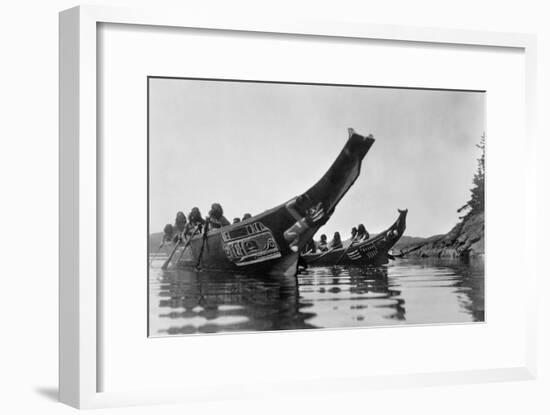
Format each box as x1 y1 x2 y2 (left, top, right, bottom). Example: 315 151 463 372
318 234 329 251
342 226 359 248
330 232 343 249
173 211 187 242
356 224 370 241
175 211 187 232
208 203 230 229
185 207 206 236
233 217 241 224
242 213 252 221
162 223 174 246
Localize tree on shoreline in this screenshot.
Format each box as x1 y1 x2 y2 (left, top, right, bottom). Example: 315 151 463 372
458 133 486 219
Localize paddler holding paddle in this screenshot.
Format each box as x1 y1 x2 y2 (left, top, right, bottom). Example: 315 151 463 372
185 207 206 235
158 209 204 270
208 203 230 229
330 232 343 249
318 234 328 251
174 211 187 232
356 223 370 242
162 224 174 245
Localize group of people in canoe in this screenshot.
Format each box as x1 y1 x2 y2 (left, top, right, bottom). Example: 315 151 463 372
161 203 371 256
302 224 370 254
161 203 252 245
151 130 408 273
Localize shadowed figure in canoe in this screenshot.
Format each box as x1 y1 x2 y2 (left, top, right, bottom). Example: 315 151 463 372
302 209 408 267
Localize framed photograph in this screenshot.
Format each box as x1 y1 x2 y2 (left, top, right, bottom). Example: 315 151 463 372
146 77 484 336
60 5 538 409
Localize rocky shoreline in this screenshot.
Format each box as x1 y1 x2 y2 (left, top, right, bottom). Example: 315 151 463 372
394 212 484 260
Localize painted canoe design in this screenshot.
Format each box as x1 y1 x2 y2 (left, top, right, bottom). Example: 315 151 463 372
302 209 408 267
160 129 376 277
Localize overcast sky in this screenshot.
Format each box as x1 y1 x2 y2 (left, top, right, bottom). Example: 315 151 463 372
149 78 485 238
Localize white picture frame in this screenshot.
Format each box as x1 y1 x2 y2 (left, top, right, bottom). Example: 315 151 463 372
59 4 538 409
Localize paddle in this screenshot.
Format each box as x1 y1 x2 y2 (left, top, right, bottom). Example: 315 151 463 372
195 218 210 269
148 242 164 267
334 236 359 266
161 239 181 271
174 226 201 264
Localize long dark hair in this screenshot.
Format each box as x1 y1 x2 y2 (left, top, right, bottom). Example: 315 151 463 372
175 211 187 231
188 207 203 223
357 224 369 240
163 223 174 236
209 203 224 219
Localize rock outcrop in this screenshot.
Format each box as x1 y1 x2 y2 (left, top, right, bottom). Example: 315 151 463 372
394 212 484 259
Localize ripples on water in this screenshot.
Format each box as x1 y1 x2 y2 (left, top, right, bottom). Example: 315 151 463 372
148 258 484 336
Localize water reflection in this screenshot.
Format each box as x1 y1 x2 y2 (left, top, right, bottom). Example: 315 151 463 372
148 257 484 336
151 269 315 334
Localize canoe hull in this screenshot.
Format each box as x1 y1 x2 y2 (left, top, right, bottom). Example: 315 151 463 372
177 215 301 277
303 209 408 267
164 129 375 277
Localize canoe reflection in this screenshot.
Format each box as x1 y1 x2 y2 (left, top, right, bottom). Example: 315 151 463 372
153 264 406 335
156 270 315 334
150 258 483 336
297 266 406 327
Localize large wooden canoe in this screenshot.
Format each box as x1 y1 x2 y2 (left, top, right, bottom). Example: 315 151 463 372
160 129 376 276
302 209 408 267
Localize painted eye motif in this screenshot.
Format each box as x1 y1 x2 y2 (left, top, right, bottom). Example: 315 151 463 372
244 240 259 252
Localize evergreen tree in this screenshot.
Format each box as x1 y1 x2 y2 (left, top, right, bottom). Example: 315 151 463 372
458 134 485 218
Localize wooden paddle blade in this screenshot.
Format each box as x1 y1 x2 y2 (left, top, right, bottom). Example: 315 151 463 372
161 242 181 270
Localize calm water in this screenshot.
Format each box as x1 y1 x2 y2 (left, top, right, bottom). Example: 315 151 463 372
148 258 484 336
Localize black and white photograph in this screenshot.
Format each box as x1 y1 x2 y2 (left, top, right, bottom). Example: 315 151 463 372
4 0 548 412
147 77 485 336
